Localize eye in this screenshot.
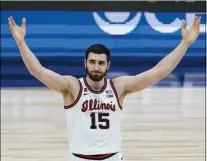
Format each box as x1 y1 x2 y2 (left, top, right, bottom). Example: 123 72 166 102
89 60 95 64
99 61 105 65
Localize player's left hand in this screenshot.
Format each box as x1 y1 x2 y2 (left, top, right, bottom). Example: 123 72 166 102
182 16 201 45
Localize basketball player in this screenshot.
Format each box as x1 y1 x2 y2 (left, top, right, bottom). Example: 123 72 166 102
8 16 201 161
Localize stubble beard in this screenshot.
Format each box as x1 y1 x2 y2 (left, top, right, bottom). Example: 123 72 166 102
85 66 107 81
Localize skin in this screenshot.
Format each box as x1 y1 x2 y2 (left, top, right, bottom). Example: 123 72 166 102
8 16 201 107
85 53 109 82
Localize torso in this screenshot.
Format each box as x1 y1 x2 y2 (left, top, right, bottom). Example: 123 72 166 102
63 77 123 155
63 76 126 108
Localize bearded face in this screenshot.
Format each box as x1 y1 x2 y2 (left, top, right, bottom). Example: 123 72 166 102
85 53 110 81
85 64 107 81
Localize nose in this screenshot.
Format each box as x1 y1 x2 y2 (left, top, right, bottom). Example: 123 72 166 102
94 63 99 71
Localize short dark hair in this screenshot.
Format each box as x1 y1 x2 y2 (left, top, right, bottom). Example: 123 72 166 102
85 44 110 62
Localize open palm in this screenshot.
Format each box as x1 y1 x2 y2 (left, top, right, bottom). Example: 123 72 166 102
8 16 26 45
182 16 201 45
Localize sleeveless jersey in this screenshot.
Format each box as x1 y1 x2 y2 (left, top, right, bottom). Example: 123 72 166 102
64 77 123 155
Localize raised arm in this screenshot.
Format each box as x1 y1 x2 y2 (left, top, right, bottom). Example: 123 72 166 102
114 16 201 95
8 17 77 94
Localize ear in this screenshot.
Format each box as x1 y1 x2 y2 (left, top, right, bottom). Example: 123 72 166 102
84 58 87 68
107 61 111 70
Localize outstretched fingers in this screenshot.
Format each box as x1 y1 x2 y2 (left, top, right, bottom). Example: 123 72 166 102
193 16 201 27
10 16 17 26
8 17 14 33
192 16 197 26
21 17 26 28
182 20 186 31
195 16 201 28
195 17 201 34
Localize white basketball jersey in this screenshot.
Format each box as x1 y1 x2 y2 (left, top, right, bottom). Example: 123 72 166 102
64 77 123 155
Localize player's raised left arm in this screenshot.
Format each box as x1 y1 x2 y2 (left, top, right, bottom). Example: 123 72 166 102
117 16 201 95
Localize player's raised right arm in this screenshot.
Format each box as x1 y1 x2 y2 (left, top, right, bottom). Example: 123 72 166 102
8 17 74 94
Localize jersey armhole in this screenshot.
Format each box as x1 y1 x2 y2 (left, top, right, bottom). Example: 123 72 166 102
109 79 123 110
64 80 83 109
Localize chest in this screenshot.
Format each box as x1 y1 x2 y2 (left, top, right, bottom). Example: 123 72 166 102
79 89 117 113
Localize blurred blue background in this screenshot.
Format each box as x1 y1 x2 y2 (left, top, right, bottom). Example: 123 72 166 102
1 11 206 87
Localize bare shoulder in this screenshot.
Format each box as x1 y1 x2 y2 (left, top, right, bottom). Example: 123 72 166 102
61 75 82 106
63 75 79 84
62 75 80 92
111 76 132 96
110 76 132 107
112 75 132 87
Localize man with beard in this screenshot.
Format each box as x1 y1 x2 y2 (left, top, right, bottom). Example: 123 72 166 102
8 16 201 161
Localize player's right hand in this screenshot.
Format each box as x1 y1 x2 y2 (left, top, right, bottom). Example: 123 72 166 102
8 17 26 45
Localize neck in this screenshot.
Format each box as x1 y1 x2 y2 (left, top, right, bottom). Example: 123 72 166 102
86 76 105 91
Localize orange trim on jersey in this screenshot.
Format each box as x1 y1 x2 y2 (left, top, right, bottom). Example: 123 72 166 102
109 79 123 110
83 77 107 94
73 153 117 160
64 80 83 109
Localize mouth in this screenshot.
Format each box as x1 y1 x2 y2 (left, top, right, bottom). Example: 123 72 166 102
92 72 101 75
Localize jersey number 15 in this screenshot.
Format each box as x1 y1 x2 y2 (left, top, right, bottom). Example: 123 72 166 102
90 112 110 129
